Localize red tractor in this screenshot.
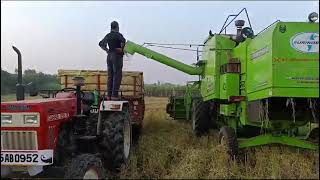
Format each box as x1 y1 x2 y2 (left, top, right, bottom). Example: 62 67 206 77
1 47 137 178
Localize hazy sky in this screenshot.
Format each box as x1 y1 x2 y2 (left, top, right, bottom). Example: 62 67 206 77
1 1 319 84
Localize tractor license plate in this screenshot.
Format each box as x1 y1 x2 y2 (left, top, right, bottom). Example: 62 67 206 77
1 150 53 166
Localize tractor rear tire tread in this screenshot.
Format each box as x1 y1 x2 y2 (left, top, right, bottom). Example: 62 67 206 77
100 110 131 171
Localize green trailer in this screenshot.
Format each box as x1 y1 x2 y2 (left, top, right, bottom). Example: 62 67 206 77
124 9 319 156
166 81 201 121
166 95 186 120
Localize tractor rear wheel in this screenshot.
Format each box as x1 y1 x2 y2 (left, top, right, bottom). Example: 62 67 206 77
100 108 132 171
192 98 210 136
64 154 106 179
219 126 238 158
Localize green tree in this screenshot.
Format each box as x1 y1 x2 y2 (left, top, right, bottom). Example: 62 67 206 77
1 69 60 95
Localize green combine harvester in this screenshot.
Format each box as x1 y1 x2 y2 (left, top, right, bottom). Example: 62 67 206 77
124 9 319 156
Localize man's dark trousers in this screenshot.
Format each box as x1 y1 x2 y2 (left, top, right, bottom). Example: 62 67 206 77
107 52 123 98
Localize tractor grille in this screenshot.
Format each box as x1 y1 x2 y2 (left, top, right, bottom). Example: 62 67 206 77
1 131 38 150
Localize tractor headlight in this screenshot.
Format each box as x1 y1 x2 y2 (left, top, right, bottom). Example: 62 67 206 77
1 114 12 124
308 12 318 22
24 115 38 124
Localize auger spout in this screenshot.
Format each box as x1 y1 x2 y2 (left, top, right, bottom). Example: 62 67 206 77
124 41 203 75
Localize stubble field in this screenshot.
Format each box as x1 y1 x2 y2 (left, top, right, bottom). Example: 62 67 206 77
1 95 319 179
120 97 319 179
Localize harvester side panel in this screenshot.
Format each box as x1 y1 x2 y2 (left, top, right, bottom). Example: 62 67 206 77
220 74 240 100
272 22 319 98
246 25 275 101
246 22 319 101
232 41 250 125
201 35 236 101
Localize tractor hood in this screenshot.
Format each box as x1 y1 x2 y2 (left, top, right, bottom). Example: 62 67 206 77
1 98 77 115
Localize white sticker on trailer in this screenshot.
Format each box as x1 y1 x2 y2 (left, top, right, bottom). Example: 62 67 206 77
290 32 319 53
1 150 53 166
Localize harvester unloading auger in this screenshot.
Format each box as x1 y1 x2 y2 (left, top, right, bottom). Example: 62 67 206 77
124 9 319 156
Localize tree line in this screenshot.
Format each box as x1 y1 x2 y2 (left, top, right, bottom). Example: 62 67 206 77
1 68 60 95
1 69 186 97
144 82 186 97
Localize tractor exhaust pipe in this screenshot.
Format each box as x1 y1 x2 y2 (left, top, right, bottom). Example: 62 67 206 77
72 76 85 115
12 46 25 101
235 20 245 35
234 20 245 43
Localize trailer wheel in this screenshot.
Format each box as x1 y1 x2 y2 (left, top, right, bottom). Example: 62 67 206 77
192 98 210 136
64 154 105 179
100 108 132 171
219 126 238 158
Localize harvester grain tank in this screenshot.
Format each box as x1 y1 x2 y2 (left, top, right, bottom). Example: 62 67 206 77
124 9 319 156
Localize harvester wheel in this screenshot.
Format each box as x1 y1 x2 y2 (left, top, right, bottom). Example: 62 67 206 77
100 107 132 171
219 126 239 158
64 153 105 179
192 98 210 136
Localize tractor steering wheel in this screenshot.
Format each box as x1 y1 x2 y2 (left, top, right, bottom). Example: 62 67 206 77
58 87 85 98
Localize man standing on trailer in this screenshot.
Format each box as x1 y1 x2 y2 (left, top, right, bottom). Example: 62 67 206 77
99 21 126 100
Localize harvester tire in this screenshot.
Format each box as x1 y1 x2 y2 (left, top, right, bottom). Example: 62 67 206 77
219 126 239 158
100 108 132 171
192 98 210 136
64 154 106 179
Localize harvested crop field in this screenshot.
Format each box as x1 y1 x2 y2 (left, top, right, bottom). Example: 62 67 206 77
1 96 319 179
120 97 319 179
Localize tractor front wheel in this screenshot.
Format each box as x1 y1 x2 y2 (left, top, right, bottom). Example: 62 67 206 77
64 154 106 179
192 98 210 136
219 126 238 158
